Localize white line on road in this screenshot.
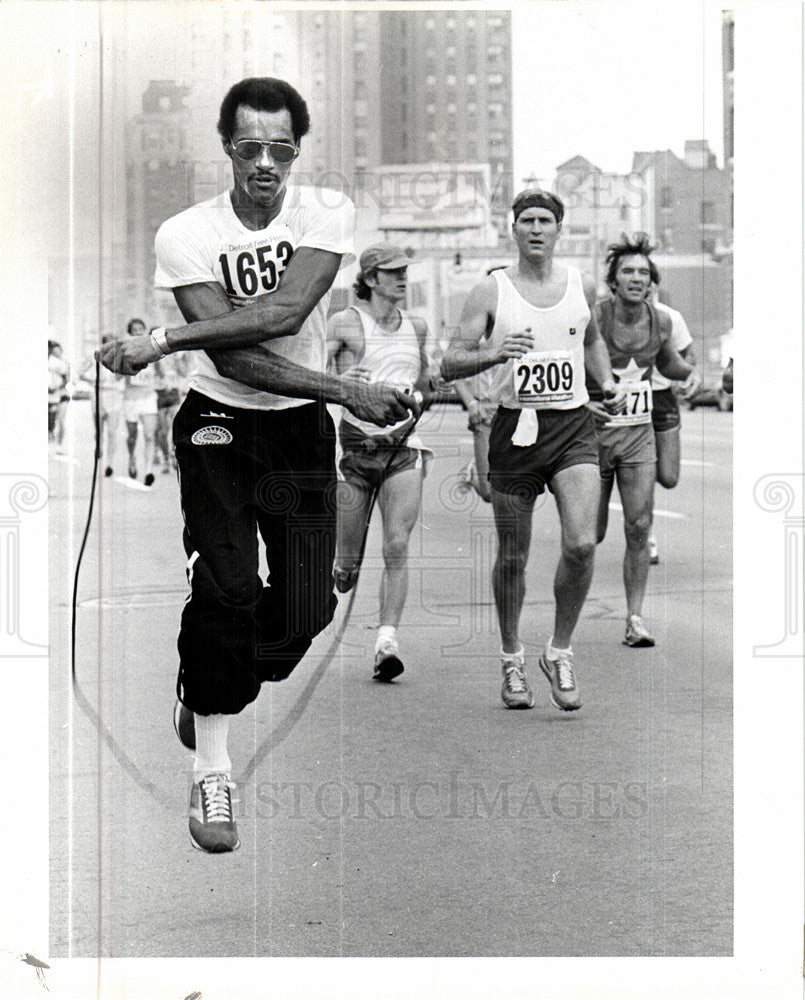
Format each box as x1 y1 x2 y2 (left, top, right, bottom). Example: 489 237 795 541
608 502 685 520
114 477 153 491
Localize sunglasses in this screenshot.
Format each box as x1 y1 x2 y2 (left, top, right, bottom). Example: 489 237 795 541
230 138 299 163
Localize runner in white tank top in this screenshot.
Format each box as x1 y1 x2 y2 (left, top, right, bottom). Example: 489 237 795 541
327 244 434 682
440 190 625 714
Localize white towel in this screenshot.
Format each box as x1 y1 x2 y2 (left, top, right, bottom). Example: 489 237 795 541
511 408 539 447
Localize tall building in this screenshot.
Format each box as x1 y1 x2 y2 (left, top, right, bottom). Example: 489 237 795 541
721 11 734 243
378 10 513 234
126 80 192 322
631 141 731 255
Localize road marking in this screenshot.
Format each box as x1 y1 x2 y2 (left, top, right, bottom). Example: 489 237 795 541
52 453 80 466
114 477 153 491
608 502 685 520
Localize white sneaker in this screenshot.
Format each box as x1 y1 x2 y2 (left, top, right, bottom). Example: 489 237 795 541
501 653 534 709
373 636 404 682
648 535 659 565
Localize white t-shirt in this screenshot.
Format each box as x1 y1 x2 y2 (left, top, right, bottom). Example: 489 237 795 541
155 185 355 410
652 300 693 390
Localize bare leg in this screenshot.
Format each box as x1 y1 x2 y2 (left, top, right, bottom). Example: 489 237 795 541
126 420 139 477
596 474 615 544
615 463 656 618
377 466 423 628
335 479 374 577
471 422 492 502
140 412 157 480
550 463 601 648
654 426 681 489
490 487 535 653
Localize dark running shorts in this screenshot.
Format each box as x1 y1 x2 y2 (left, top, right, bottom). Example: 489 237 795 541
488 406 599 502
339 419 421 493
594 419 657 480
651 387 681 432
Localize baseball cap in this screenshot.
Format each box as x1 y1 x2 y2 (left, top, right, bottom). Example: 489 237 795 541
358 244 415 273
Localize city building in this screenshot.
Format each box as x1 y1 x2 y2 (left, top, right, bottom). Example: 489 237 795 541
377 9 513 235
631 140 731 256
126 80 192 322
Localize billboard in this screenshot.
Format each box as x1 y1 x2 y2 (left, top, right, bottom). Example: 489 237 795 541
376 163 493 233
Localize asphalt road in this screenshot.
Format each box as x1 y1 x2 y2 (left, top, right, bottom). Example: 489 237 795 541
49 399 733 958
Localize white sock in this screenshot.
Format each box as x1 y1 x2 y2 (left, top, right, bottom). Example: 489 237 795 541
546 637 572 659
500 646 525 662
193 713 232 780
376 626 397 651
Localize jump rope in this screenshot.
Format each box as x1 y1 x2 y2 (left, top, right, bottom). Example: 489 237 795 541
70 356 424 791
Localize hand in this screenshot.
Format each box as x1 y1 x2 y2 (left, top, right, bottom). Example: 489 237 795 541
585 399 611 420
342 380 421 427
99 335 160 375
601 381 627 415
495 327 534 364
680 368 701 400
467 399 484 431
342 365 372 384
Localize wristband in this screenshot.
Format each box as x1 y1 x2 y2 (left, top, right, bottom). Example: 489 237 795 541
150 327 170 357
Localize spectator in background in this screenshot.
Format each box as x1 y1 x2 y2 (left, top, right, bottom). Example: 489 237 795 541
122 317 159 487
646 280 700 564
154 344 190 474
48 340 70 453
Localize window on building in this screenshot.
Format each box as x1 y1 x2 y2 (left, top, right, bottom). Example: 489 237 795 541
446 74 456 87
488 73 504 86
466 73 477 86
701 200 716 224
660 186 673 208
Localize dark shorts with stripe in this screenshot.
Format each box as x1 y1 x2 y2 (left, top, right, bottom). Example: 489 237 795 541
488 405 599 502
339 419 420 493
651 387 681 432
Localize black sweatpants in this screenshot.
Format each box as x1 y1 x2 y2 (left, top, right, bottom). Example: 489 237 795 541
173 390 338 715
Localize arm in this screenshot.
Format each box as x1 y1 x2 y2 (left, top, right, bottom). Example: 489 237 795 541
580 277 623 413
175 276 417 427
656 339 694 381
440 278 533 381
411 316 436 404
102 246 343 374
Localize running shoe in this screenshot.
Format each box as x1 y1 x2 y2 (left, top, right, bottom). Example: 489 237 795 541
623 615 656 647
104 466 113 478
501 653 534 709
333 565 358 594
173 699 196 751
189 773 240 853
144 472 155 488
538 648 582 711
128 461 137 479
373 636 404 682
648 535 659 565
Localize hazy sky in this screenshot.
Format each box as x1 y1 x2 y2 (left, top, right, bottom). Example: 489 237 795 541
511 0 726 184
